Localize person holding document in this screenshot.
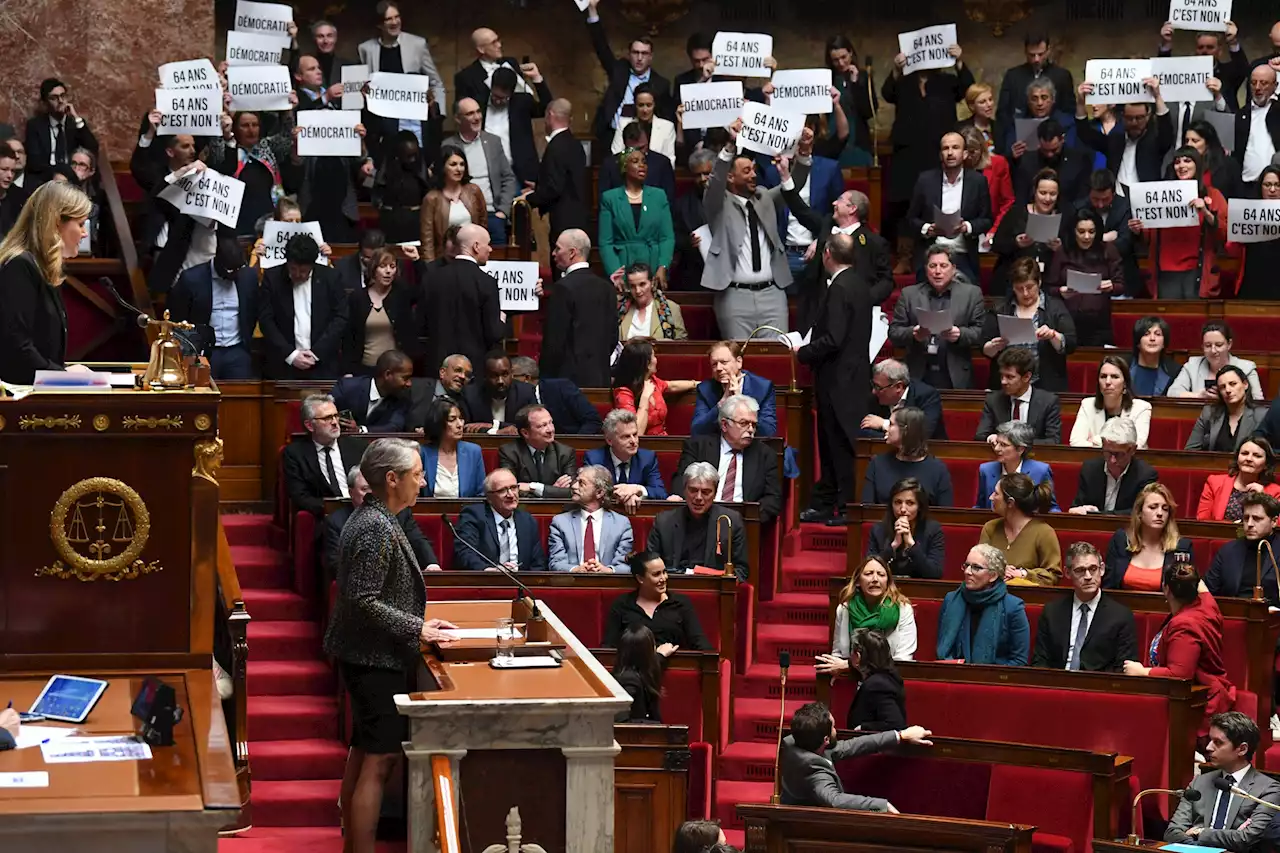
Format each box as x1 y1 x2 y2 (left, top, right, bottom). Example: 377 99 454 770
1046 207 1125 346
889 244 988 390
981 257 1076 393
990 167 1062 295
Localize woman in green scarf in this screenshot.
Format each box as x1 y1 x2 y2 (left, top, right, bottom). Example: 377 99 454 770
818 556 917 674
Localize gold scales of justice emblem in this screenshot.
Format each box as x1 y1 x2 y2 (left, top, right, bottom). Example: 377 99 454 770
35 477 163 582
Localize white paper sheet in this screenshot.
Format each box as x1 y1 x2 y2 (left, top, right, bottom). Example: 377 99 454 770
915 308 953 335
1065 270 1102 293
782 329 811 350
997 315 1039 345
440 628 523 640
15 725 78 750
41 736 153 763
0 772 49 788
694 224 712 262
1024 212 1061 243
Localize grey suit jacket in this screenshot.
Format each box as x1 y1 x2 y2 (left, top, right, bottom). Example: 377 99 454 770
778 730 899 812
700 149 792 292
888 281 989 390
497 440 578 499
1186 404 1268 453
358 33 447 108
547 509 634 573
442 131 517 218
1165 766 1280 851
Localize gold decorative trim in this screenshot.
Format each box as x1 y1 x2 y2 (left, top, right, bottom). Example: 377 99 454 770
36 477 162 582
19 414 80 430
194 413 212 432
192 438 224 486
122 415 183 430
92 414 110 432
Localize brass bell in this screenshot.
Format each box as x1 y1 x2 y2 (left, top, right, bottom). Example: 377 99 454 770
142 310 195 391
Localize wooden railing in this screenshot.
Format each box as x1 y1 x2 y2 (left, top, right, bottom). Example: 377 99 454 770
432 754 462 853
215 521 251 804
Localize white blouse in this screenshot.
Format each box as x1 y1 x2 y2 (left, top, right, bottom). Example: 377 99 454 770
626 304 651 340
433 463 460 498
610 116 678 165
830 600 917 662
1069 398 1152 449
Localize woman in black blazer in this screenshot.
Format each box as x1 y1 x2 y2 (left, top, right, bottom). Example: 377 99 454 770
0 182 93 384
344 246 418 376
845 627 907 731
981 256 1077 393
865 478 945 579
612 624 663 724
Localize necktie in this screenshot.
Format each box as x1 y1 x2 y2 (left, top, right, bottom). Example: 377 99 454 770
1013 399 1023 420
500 519 513 565
1068 602 1090 671
721 452 738 501
323 446 340 494
584 515 597 562
534 450 545 478
745 200 763 272
53 120 65 164
617 462 628 484
1212 777 1232 829
1181 103 1193 138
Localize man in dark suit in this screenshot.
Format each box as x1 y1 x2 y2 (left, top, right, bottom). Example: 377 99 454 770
671 148 713 291
329 350 415 434
461 352 535 432
1012 119 1091 207
0 143 27 238
538 229 617 388
523 99 588 253
1157 21 1250 119
585 409 667 511
324 463 439 578
1075 78 1174 191
597 122 677 206
1069 417 1157 515
995 33 1076 147
671 33 722 160
280 395 364 517
418 223 505 380
24 78 98 184
1031 542 1137 671
167 235 258 380
453 468 547 571
648 462 748 581
1234 65 1280 189
905 132 993 280
861 359 945 440
485 66 554 189
583 0 672 147
131 133 218 295
257 235 350 380
510 356 601 435
671 395 781 524
974 347 1063 443
304 19 358 91
797 234 874 526
453 27 529 109
498 404 579 500
1206 493 1280 607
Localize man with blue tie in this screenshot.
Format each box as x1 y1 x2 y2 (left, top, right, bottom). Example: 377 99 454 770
548 466 634 573
1030 542 1135 672
585 409 667 513
453 468 547 571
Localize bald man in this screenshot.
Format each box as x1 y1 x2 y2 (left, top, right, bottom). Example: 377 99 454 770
419 223 505 377
454 27 530 108
443 97 517 245
1234 63 1280 185
541 229 617 387
523 98 588 251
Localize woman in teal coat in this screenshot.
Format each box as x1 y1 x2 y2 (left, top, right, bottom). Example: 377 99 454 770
599 147 675 280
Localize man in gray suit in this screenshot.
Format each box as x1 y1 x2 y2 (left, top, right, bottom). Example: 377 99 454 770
358 1 447 109
700 120 793 339
1165 711 1280 851
444 98 518 244
780 702 934 812
548 466 634 573
888 244 988 390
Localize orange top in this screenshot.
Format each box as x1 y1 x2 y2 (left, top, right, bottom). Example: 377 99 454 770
1125 562 1163 592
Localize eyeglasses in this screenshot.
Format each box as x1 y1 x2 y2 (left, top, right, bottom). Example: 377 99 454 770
961 562 991 573
871 380 899 392
312 413 339 423
725 418 757 430
487 485 519 495
1070 565 1104 577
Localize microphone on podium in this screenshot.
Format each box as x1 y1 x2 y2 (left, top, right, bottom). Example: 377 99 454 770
770 652 791 805
441 514 546 635
1127 786 1201 844
1212 775 1280 811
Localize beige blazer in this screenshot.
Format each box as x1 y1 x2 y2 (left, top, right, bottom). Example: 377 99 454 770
618 298 688 341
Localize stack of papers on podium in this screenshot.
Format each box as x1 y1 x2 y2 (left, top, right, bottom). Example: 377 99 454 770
41 735 153 763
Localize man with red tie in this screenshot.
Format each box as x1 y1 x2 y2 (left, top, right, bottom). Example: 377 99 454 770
669 394 782 524
547 466 634 573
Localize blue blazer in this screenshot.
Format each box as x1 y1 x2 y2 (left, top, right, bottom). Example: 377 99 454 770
419 442 485 498
547 509 634 573
974 459 1059 512
329 376 411 433
936 590 1030 666
453 503 547 571
761 156 845 238
691 371 778 437
538 378 603 435
584 446 667 499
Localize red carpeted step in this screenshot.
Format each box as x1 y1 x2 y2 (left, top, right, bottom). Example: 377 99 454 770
242 588 314 623
250 739 349 781
219 827 406 852
248 620 324 661
736 663 817 702
779 551 849 594
248 695 340 741
713 779 774 830
731 697 809 744
797 522 848 553
222 513 276 547
718 740 781 783
249 659 336 697
232 545 293 590
248 779 342 827
755 591 829 626
753 623 829 666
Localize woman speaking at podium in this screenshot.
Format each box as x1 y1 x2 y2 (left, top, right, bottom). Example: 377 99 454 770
0 181 93 384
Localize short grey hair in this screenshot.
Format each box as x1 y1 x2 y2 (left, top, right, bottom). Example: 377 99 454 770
310 19 336 35
924 242 956 264
509 355 538 379
872 359 909 385
300 393 335 423
1026 78 1056 102
484 468 517 492
969 543 1007 577
683 461 720 487
359 438 420 492
1099 417 1138 447
559 228 591 258
995 420 1036 454
346 465 363 490
578 464 614 504
688 148 716 171
845 189 870 223
602 408 638 438
441 353 471 371
718 393 760 422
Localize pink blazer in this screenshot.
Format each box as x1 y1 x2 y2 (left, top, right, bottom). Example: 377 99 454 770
1196 473 1280 521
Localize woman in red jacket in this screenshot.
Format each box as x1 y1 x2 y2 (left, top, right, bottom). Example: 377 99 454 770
960 126 1013 239
1128 146 1229 299
1197 436 1280 522
1123 561 1235 742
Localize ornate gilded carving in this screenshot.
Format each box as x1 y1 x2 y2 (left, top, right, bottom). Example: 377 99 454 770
192 438 224 485
92 414 110 432
123 415 183 430
19 414 81 431
194 413 212 432
36 477 162 582
963 0 1031 36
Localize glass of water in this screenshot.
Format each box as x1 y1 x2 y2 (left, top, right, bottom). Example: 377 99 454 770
495 617 516 665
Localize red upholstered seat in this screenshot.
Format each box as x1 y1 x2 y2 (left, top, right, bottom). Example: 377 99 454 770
415 516 453 566
1222 318 1273 351
837 753 993 819
658 669 706 741
986 764 1092 853
481 447 499 471
1111 312 1205 349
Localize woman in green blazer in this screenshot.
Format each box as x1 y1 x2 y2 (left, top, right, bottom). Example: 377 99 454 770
599 148 675 278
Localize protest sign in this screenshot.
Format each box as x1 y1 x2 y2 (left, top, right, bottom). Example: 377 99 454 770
712 32 774 78
481 261 540 312
365 72 431 121
158 58 219 90
1227 199 1280 243
226 31 285 67
296 110 363 157
1204 111 1236 153
1084 60 1154 104
155 89 222 137
769 69 833 115
679 81 744 130
159 169 245 229
897 24 957 75
1149 56 1213 104
341 65 370 111
1169 0 1230 32
1129 180 1200 228
233 0 293 47
736 101 804 156
227 65 293 111
261 221 326 268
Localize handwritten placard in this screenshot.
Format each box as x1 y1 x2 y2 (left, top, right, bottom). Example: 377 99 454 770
233 0 293 47
226 65 293 111
261 221 327 268
1129 180 1200 228
297 110 362 157
769 69 833 115
481 261 541 311
159 169 246 229
736 101 805 156
712 32 774 79
365 72 431 121
155 88 222 137
679 81 743 130
1227 199 1280 243
1084 60 1154 104
225 30 285 67
897 24 957 76
1169 0 1231 32
158 59 220 90
341 64 370 111
1149 56 1213 104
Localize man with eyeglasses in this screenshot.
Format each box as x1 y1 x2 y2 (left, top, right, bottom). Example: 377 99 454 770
281 394 365 518
25 78 98 185
861 359 945 440
454 468 547 571
1069 417 1157 515
583 0 672 148
670 395 781 524
1032 542 1137 671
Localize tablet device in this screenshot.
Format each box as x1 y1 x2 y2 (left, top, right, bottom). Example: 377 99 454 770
28 675 109 723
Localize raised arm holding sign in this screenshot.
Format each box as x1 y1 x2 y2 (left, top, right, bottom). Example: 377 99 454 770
1084 60 1154 105
679 81 744 130
233 0 293 47
225 30 286 67
365 72 431 121
896 24 958 76
159 168 246 229
296 111 363 157
1168 0 1231 32
770 69 834 115
712 32 774 79
158 59 220 90
735 101 804 156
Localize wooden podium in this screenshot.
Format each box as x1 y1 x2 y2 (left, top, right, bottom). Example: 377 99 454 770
736 804 1035 853
399 598 631 853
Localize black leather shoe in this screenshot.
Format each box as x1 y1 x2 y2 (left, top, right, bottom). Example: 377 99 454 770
824 513 849 527
800 508 832 523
